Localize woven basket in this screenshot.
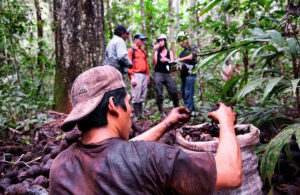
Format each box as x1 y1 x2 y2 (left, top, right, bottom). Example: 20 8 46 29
176 123 262 195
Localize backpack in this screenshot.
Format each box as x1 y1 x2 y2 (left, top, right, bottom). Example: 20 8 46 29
131 47 147 63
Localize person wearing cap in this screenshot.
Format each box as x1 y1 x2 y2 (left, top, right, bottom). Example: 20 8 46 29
152 34 179 118
176 31 198 116
127 33 149 122
102 25 132 85
49 65 242 194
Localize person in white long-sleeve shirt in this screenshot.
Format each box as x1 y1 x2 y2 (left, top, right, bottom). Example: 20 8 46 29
103 25 132 86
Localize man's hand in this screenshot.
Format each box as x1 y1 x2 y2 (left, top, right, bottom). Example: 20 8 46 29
165 106 190 126
131 107 190 142
147 75 150 85
131 76 137 87
207 103 236 128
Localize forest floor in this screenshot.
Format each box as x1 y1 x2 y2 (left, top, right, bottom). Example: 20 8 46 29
0 107 299 194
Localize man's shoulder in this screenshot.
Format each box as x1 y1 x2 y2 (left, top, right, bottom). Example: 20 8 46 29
112 35 124 43
51 143 76 165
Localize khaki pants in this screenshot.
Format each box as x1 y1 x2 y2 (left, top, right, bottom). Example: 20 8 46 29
131 72 147 103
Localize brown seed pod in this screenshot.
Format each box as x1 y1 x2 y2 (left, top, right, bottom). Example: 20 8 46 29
50 145 62 159
33 175 48 188
17 170 28 182
27 165 41 178
0 178 12 190
41 159 53 176
65 129 81 145
25 185 49 195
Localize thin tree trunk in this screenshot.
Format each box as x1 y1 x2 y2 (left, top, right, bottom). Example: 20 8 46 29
188 0 197 43
169 0 175 55
175 0 180 35
47 0 55 44
140 0 147 52
3 34 12 87
9 32 21 85
34 0 44 72
106 0 113 39
292 54 300 116
53 0 106 113
243 50 249 106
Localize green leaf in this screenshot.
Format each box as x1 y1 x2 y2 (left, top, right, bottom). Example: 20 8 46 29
266 30 284 45
263 77 283 100
228 40 257 50
296 126 300 149
287 38 299 54
199 0 222 16
196 51 226 70
261 130 291 185
237 78 267 100
223 49 241 66
291 79 300 96
263 68 283 76
249 28 267 38
217 76 240 102
251 45 278 62
203 93 218 102
256 144 267 154
284 144 294 163
260 123 300 185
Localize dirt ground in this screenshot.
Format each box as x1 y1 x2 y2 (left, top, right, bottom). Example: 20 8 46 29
0 109 299 194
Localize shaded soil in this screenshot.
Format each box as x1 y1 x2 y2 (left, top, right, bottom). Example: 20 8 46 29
0 109 299 194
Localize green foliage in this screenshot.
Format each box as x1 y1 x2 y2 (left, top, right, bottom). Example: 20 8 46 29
199 0 222 16
0 0 55 131
260 123 300 186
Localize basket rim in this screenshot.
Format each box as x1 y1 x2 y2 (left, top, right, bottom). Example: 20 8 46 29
176 123 260 151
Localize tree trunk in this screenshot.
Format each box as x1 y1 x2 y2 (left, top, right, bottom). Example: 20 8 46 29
188 0 197 43
169 0 175 55
53 0 106 113
292 54 300 116
106 0 113 39
243 50 249 106
175 0 180 35
47 0 55 47
140 0 147 52
34 0 44 72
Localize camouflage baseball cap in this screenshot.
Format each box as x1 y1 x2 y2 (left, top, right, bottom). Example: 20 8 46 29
61 65 125 132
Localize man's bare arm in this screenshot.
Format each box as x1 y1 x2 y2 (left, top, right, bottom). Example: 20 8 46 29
130 107 190 141
208 103 242 190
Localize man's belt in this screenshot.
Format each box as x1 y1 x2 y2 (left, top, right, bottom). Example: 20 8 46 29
135 71 147 74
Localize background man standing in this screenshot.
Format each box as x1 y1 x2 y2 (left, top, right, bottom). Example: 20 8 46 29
128 33 150 122
103 25 132 85
176 31 198 116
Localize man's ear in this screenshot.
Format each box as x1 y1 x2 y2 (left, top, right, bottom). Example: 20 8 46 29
108 97 119 117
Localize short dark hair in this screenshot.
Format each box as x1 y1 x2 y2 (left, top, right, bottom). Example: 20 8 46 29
77 88 127 132
114 25 128 37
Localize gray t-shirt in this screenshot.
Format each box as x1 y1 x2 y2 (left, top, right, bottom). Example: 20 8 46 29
50 137 217 195
103 35 132 73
